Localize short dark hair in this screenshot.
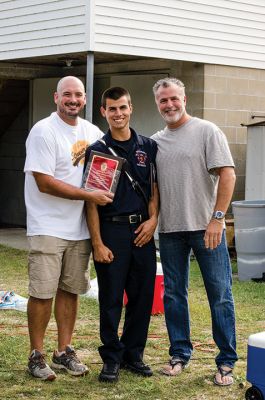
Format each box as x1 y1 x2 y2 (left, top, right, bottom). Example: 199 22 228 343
101 86 131 109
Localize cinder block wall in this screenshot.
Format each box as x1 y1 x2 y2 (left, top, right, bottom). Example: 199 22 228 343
204 65 265 203
180 61 204 120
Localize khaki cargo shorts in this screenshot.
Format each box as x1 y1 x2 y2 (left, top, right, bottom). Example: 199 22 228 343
28 235 91 299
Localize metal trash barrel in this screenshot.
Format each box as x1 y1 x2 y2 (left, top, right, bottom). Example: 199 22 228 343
232 200 265 281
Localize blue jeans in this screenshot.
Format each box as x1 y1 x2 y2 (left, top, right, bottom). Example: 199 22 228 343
159 230 238 368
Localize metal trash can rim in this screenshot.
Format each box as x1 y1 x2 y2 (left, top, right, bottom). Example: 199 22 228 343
232 200 265 208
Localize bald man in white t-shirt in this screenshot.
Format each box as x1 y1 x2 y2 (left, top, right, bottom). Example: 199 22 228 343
24 76 113 381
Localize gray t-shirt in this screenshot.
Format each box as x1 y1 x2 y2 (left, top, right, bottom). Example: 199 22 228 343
151 117 235 232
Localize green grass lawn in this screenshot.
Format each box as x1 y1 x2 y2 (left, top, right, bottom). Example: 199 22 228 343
0 244 265 400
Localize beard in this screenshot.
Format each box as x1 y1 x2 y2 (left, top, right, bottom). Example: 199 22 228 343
161 107 185 125
58 103 81 119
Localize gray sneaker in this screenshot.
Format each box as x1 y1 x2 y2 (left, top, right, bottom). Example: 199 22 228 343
51 345 88 376
28 349 57 381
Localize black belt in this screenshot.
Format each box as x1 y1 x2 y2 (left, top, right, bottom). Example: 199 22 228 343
103 214 143 224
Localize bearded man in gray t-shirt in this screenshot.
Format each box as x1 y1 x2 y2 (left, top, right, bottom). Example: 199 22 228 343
151 77 238 387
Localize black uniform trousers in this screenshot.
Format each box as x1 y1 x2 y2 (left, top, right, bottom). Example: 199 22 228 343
94 219 157 364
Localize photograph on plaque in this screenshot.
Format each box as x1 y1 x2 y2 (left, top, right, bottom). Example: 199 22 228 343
82 151 124 194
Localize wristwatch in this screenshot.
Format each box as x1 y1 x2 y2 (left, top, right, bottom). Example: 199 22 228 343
212 210 225 220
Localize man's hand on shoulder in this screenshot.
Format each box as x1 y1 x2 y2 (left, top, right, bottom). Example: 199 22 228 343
204 219 224 250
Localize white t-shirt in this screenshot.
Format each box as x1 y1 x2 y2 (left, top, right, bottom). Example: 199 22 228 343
24 112 103 240
151 117 235 232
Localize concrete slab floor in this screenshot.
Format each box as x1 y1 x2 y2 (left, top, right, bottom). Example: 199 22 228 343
0 228 28 251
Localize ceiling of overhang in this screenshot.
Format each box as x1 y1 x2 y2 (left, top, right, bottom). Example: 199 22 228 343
1 52 149 67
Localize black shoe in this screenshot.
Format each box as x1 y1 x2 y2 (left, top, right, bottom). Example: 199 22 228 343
99 363 120 382
122 360 153 377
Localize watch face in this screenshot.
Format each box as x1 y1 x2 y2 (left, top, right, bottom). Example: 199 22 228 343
215 211 224 219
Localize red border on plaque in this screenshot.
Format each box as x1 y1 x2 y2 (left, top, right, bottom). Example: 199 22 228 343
84 154 119 192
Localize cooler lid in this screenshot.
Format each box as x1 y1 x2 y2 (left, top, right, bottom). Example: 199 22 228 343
248 332 265 348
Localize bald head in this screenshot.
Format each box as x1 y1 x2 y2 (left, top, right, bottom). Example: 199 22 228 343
56 76 85 94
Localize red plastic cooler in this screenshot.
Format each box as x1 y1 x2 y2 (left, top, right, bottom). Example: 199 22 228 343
124 261 164 315
151 261 164 315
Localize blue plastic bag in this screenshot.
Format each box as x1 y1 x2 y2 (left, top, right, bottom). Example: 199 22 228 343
0 291 28 311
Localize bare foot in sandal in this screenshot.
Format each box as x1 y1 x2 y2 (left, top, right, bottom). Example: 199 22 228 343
214 365 234 386
160 357 186 376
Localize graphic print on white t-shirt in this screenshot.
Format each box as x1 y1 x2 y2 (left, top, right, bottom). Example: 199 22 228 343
72 140 89 167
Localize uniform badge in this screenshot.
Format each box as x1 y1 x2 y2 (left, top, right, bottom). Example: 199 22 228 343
135 150 147 167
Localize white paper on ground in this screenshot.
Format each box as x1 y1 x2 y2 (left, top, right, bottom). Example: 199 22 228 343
82 278 99 300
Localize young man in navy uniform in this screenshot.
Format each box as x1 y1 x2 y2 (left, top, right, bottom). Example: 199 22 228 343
85 87 159 382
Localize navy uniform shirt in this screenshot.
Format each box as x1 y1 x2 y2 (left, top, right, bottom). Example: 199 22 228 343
84 128 157 219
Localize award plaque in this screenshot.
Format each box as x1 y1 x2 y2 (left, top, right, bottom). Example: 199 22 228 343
82 151 124 194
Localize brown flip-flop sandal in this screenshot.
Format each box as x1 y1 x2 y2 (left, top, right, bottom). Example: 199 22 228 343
214 366 234 386
160 358 186 376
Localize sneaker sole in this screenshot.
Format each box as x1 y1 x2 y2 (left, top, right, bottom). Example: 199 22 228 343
28 368 57 381
50 362 88 376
